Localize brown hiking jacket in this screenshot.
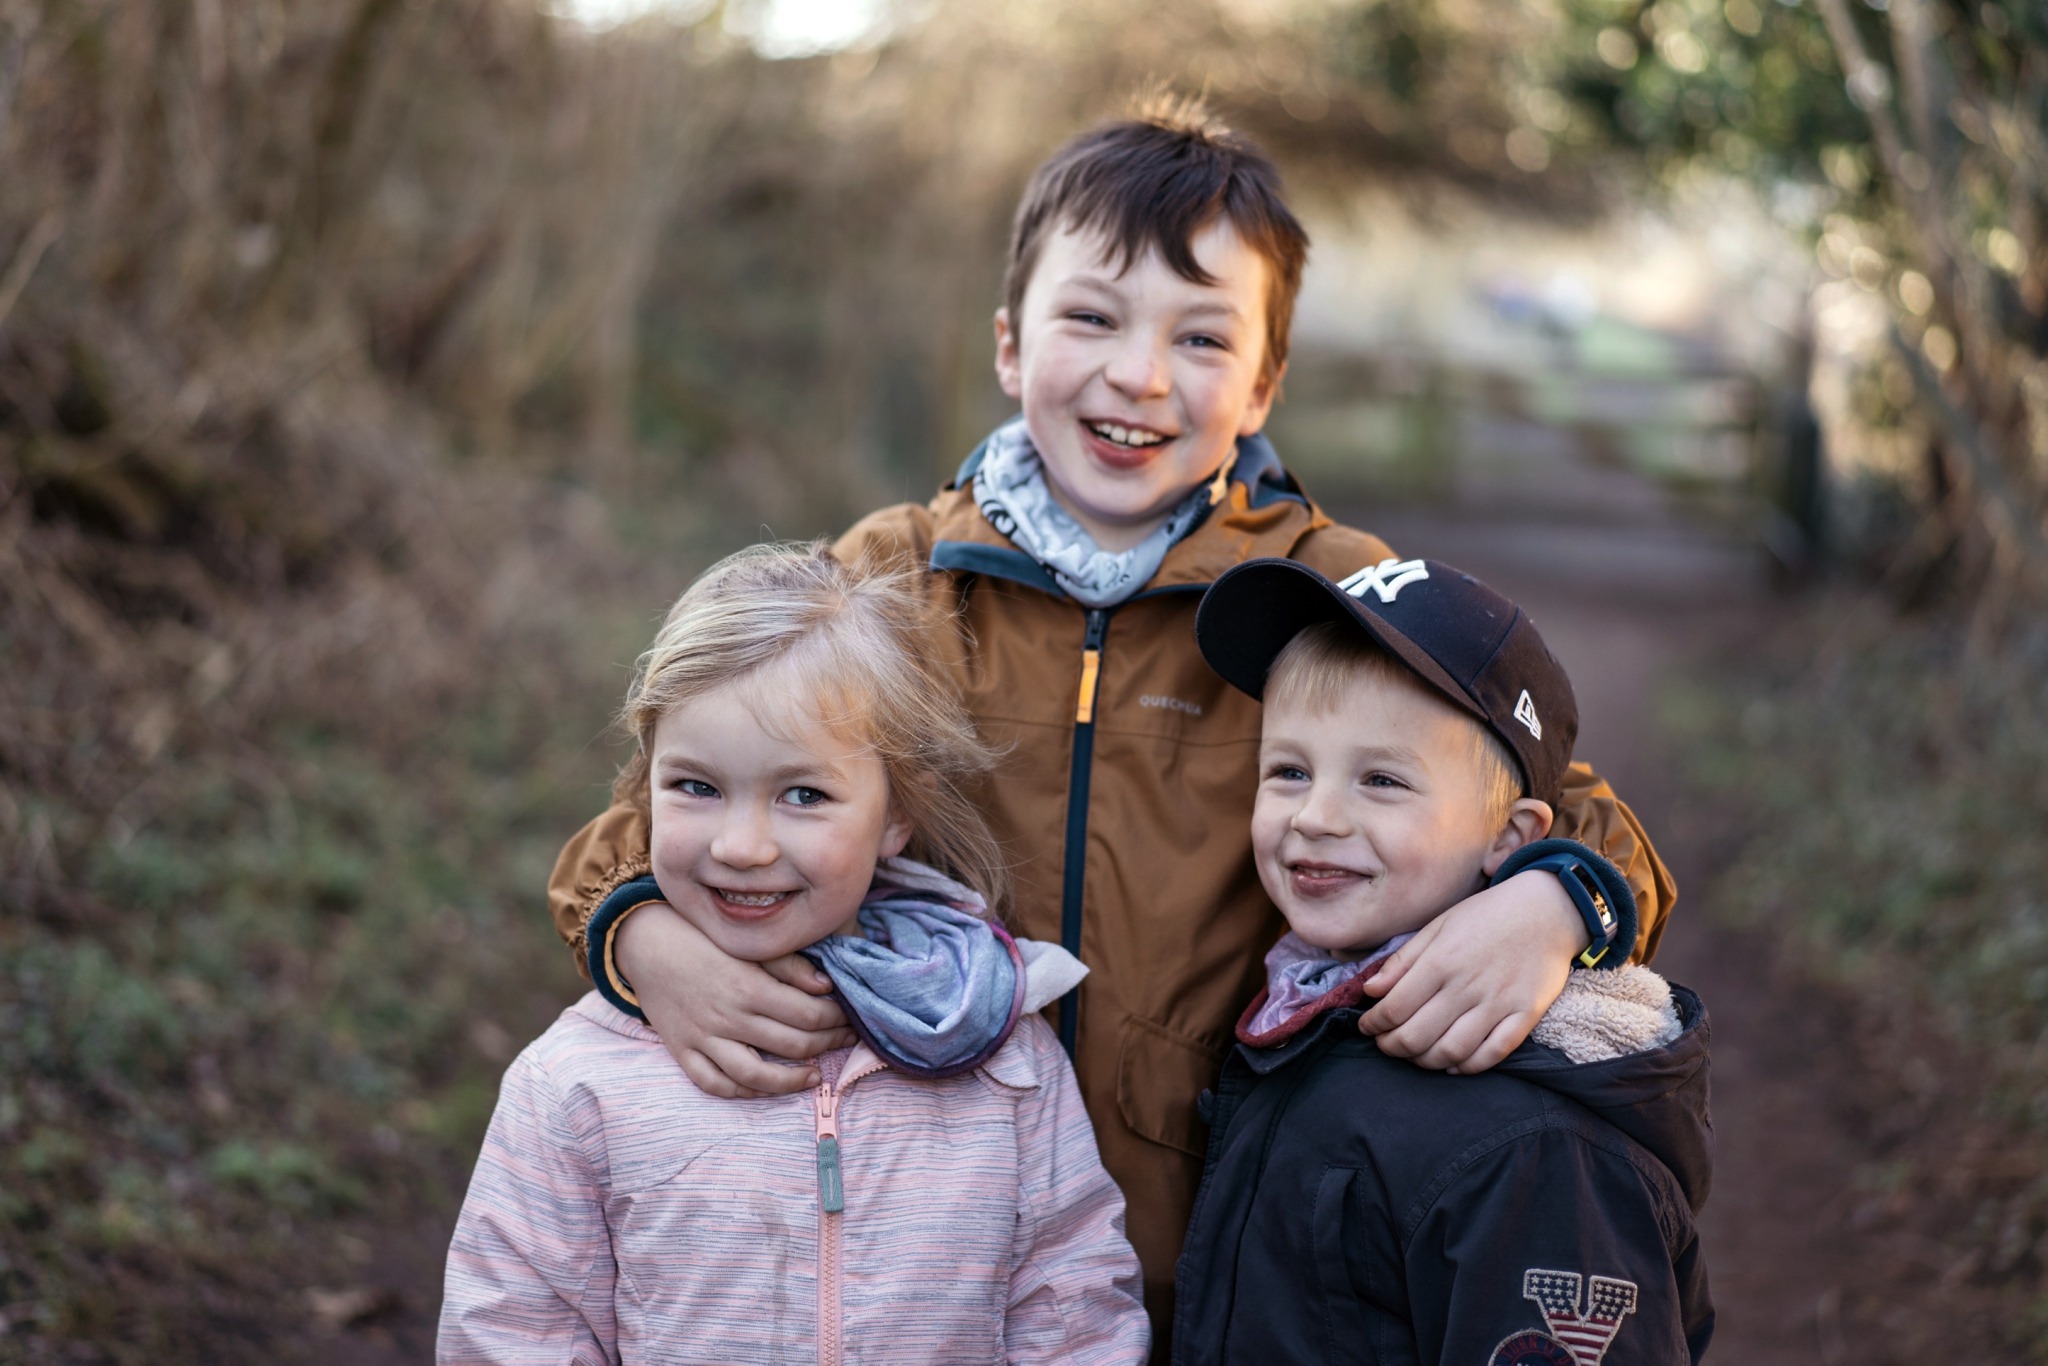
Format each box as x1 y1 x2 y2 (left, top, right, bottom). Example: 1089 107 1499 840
545 444 1676 1334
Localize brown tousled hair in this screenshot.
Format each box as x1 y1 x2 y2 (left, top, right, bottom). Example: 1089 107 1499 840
615 542 1009 914
1001 94 1310 385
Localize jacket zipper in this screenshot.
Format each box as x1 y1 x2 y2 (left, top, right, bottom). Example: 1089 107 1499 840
1057 607 1110 1057
814 1049 886 1366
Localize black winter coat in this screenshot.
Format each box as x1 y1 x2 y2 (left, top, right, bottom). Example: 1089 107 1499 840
1172 987 1713 1366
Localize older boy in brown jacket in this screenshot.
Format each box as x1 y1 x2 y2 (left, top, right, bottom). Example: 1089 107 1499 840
547 105 1675 1347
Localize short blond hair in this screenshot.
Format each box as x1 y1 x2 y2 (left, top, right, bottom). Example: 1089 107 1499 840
615 542 1008 913
1266 621 1522 829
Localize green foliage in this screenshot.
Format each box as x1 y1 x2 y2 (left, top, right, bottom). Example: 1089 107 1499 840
205 1141 366 1214
1668 604 2048 1078
0 590 634 1352
1556 0 1867 181
1544 0 2048 598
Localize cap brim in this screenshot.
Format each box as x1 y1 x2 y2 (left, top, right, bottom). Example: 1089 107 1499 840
1195 559 1492 726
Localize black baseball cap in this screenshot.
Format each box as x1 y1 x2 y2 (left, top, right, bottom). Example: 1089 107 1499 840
1195 556 1578 806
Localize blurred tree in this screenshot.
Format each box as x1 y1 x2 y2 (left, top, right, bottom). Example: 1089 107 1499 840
1541 0 2047 615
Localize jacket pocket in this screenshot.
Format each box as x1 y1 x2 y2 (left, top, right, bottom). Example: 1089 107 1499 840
1312 1167 1379 1359
1116 1016 1226 1158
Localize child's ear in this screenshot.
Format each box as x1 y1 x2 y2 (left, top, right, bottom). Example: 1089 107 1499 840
879 773 932 862
993 308 1023 400
1480 798 1554 877
1238 357 1286 435
879 802 914 861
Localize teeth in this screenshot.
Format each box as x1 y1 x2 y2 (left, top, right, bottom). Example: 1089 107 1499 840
719 891 787 906
1090 421 1167 449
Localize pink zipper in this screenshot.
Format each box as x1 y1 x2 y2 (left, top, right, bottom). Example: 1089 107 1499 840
814 1046 885 1366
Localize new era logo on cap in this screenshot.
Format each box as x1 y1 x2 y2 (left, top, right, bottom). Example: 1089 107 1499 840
1194 556 1580 806
1337 557 1430 604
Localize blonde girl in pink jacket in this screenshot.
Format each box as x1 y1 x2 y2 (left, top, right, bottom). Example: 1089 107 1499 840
438 543 1148 1365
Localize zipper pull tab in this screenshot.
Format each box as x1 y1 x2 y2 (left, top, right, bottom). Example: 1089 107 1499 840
816 1135 844 1213
1076 609 1109 724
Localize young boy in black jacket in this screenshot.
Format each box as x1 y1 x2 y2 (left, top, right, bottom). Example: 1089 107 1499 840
1174 556 1713 1366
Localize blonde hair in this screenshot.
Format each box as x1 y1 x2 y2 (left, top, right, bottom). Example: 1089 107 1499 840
1266 621 1523 829
615 542 1008 913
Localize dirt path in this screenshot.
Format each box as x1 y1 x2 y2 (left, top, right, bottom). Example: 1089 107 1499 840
302 493 2023 1364
1354 501 2028 1363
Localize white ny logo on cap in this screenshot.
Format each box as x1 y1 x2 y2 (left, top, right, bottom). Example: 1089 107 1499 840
1514 689 1542 740
1338 558 1429 604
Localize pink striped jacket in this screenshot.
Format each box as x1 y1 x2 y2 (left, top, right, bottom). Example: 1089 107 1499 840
438 992 1148 1365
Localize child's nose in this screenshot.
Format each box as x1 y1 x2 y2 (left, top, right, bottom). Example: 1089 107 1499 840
1103 334 1170 399
709 804 778 868
1292 783 1352 838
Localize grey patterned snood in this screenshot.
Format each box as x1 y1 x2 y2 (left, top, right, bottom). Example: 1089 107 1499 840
972 417 1220 608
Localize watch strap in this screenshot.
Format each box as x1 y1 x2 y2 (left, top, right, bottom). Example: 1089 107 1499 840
1492 838 1640 968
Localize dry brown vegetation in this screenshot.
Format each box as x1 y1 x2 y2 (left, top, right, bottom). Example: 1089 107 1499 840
2 0 2044 1355
0 0 1594 1354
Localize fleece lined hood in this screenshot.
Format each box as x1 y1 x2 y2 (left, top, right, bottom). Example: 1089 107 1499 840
1499 980 1714 1213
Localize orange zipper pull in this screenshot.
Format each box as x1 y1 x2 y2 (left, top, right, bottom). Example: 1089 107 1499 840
1075 648 1101 724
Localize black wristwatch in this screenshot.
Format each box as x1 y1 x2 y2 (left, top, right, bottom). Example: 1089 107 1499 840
1492 839 1639 968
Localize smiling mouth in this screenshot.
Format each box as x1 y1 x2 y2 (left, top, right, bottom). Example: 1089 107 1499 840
711 887 796 914
1085 420 1171 450
1286 862 1372 895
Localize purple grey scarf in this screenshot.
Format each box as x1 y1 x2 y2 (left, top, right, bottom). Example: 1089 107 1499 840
1239 930 1415 1045
800 858 1025 1079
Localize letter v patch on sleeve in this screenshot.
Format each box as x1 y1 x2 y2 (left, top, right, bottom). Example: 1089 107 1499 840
1487 1269 1638 1366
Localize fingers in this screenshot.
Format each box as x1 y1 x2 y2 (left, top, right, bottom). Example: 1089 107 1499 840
740 976 850 1035
1363 981 1474 1060
1407 1005 1517 1072
1362 918 1441 999
760 952 836 995
606 903 850 1096
1357 947 1450 1035
674 1047 766 1100
1453 1013 1539 1076
699 1037 821 1096
743 1017 860 1062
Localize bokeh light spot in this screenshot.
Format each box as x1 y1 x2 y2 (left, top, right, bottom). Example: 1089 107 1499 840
1597 27 1640 70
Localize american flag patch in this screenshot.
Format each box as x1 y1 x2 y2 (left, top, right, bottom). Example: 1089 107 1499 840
1487 1269 1638 1366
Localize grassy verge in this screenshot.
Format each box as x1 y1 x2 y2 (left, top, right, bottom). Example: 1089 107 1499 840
0 638 637 1359
1662 592 2048 1330
1665 600 2048 1074
0 440 753 1360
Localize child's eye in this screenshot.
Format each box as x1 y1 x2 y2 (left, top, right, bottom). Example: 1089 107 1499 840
1363 772 1406 790
1066 310 1112 328
1184 332 1228 350
675 778 718 798
1265 763 1309 783
783 786 829 807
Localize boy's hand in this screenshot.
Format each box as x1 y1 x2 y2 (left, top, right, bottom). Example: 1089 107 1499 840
1356 871 1587 1074
613 904 856 1098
